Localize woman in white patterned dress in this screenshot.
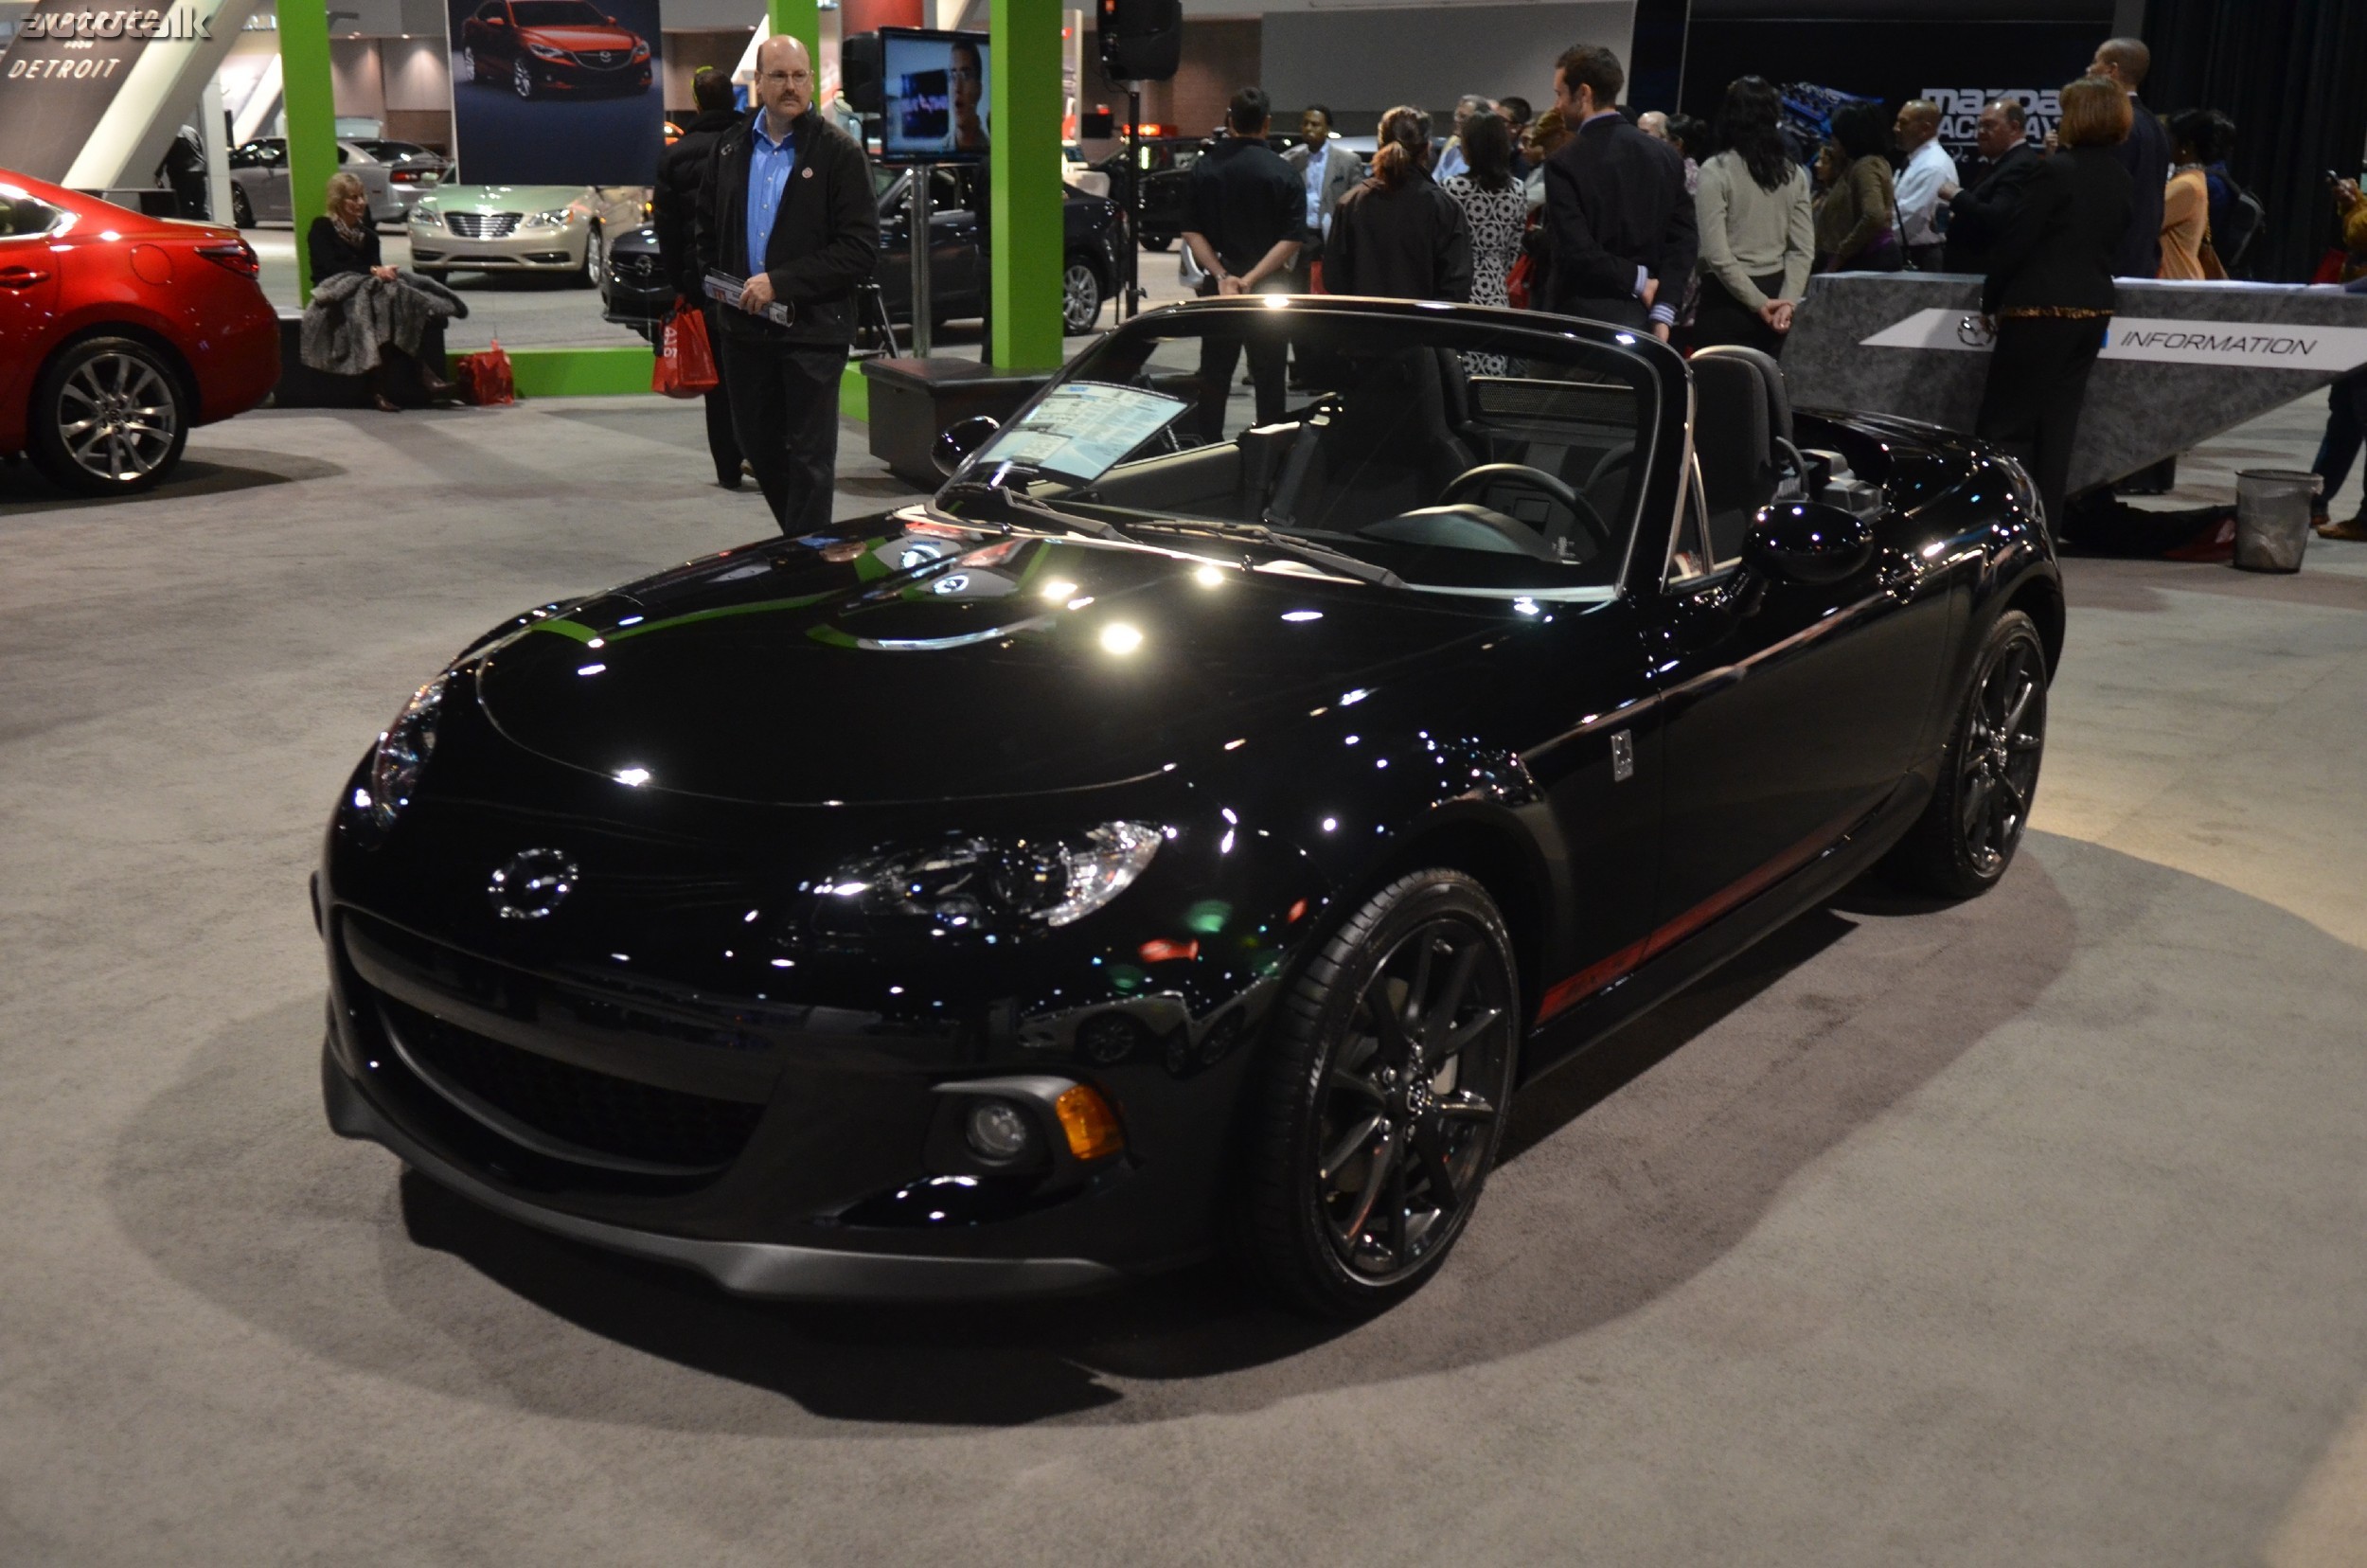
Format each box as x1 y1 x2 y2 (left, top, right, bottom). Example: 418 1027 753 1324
1439 110 1526 372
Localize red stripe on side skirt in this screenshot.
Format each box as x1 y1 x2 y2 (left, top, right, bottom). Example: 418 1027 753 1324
1535 805 1867 1025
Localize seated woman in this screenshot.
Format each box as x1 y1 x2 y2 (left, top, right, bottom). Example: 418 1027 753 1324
301 172 459 411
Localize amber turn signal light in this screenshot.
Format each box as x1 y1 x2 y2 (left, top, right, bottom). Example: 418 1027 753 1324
1054 1083 1124 1160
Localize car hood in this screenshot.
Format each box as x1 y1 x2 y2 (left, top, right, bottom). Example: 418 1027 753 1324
427 185 583 211
472 521 1507 806
522 25 640 48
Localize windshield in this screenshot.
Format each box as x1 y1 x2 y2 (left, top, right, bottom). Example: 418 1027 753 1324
939 304 1664 594
511 1 609 25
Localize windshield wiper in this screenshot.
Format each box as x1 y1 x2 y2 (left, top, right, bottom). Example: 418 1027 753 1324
934 475 1126 541
1127 520 1405 589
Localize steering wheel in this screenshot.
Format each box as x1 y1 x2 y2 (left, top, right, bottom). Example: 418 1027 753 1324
1438 462 1613 558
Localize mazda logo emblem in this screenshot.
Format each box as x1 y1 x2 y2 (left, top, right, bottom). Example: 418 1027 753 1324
488 848 578 920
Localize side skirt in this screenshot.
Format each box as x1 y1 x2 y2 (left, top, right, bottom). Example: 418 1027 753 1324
1516 773 1931 1086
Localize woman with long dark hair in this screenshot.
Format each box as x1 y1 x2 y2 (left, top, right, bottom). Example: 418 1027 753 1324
1814 101 1900 272
1693 76 1815 353
1326 105 1474 302
1440 110 1525 312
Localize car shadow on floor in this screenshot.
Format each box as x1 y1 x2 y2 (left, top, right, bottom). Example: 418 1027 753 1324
0 449 344 514
106 847 2075 1432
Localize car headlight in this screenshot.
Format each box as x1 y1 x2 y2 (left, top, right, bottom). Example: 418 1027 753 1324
631 42 650 61
525 41 567 59
819 822 1162 933
522 207 573 229
408 203 438 224
354 675 447 839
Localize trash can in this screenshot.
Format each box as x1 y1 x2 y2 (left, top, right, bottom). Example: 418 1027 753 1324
2233 469 2322 573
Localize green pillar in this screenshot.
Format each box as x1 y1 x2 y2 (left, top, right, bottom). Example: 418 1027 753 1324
280 0 338 303
989 0 1062 370
769 0 819 67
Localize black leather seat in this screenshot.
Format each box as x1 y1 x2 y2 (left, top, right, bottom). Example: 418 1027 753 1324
1282 349 1474 533
1690 344 1793 561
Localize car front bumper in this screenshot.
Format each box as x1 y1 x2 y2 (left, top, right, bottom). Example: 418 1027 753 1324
323 1040 1122 1299
410 222 585 272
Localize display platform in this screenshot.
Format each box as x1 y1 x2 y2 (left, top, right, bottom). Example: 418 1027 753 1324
1785 274 2367 494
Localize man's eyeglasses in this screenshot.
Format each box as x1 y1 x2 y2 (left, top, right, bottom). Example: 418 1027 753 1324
757 69 810 86
949 66 981 83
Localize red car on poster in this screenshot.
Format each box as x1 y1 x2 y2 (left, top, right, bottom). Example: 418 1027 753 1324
0 171 279 497
458 0 654 99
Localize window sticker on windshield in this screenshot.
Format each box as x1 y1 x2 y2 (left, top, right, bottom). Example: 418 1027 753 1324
978 382 1190 482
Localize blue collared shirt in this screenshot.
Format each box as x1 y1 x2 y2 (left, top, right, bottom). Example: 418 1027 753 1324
1303 145 1326 234
746 113 797 279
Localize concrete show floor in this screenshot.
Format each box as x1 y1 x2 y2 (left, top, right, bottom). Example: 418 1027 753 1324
3 394 2365 1565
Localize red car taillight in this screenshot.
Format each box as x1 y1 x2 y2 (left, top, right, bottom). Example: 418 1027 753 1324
195 239 260 278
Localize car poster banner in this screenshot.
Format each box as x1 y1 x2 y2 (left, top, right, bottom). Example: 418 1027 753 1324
446 0 662 186
0 0 189 181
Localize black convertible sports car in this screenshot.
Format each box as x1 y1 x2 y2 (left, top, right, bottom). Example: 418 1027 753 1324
318 297 2060 1318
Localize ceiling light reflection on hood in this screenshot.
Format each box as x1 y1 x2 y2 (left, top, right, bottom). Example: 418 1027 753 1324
1099 622 1144 654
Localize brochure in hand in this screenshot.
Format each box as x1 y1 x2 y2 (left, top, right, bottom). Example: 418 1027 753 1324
705 270 795 327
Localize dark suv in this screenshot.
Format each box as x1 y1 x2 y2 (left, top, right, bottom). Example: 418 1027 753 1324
458 0 651 99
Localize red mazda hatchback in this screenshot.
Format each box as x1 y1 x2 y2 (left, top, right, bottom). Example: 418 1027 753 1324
0 170 279 496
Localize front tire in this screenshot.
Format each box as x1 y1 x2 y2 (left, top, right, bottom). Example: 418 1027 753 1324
1062 255 1103 334
1889 609 2049 898
513 58 537 99
575 221 602 289
29 336 189 497
1237 870 1520 1319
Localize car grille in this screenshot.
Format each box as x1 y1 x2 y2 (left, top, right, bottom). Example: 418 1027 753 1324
577 48 629 66
446 211 521 238
613 251 661 279
382 996 763 1172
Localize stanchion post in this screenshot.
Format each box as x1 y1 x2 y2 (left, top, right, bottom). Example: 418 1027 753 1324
909 162 933 358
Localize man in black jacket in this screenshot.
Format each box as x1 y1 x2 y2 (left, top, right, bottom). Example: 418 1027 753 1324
1940 98 2041 274
653 66 745 490
1541 44 1695 336
1180 87 1303 439
697 35 881 534
2091 36 2171 277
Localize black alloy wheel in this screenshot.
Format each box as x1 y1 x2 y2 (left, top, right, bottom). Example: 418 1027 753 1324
1239 870 1520 1318
29 336 188 497
230 183 254 228
1062 255 1103 334
513 58 538 99
1891 609 2048 898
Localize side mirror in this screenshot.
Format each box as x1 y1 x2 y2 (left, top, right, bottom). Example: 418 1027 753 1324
1741 503 1875 585
933 415 999 477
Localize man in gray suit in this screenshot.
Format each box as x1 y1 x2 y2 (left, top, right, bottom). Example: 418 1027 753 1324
1283 104 1365 290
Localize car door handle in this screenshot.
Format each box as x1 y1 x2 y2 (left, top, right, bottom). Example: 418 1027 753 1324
0 266 50 289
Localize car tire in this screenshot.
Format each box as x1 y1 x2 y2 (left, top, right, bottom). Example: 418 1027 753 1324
230 184 254 229
461 45 478 81
1887 609 2049 899
576 222 602 289
1235 869 1521 1319
28 335 189 498
513 58 537 99
1061 255 1103 334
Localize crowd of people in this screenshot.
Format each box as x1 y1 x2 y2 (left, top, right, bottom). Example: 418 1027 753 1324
1170 33 2301 535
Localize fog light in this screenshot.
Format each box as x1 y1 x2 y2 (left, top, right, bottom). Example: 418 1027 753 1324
964 1098 1036 1163
1055 1084 1124 1161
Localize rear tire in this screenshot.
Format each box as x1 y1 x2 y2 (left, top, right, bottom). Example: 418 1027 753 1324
29 335 189 497
1887 609 2048 898
1061 254 1103 334
513 58 537 99
1236 870 1520 1319
230 184 254 229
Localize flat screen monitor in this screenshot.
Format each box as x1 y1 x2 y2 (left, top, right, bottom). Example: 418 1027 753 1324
879 27 989 165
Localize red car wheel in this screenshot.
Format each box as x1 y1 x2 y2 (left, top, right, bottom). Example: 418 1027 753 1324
30 336 189 497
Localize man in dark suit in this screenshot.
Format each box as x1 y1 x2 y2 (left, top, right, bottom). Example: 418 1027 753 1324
697 35 880 535
1540 43 1696 337
2091 35 2171 277
1940 98 2042 274
653 65 746 490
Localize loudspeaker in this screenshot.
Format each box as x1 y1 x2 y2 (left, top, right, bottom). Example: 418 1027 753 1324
841 30 884 115
1097 0 1180 83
